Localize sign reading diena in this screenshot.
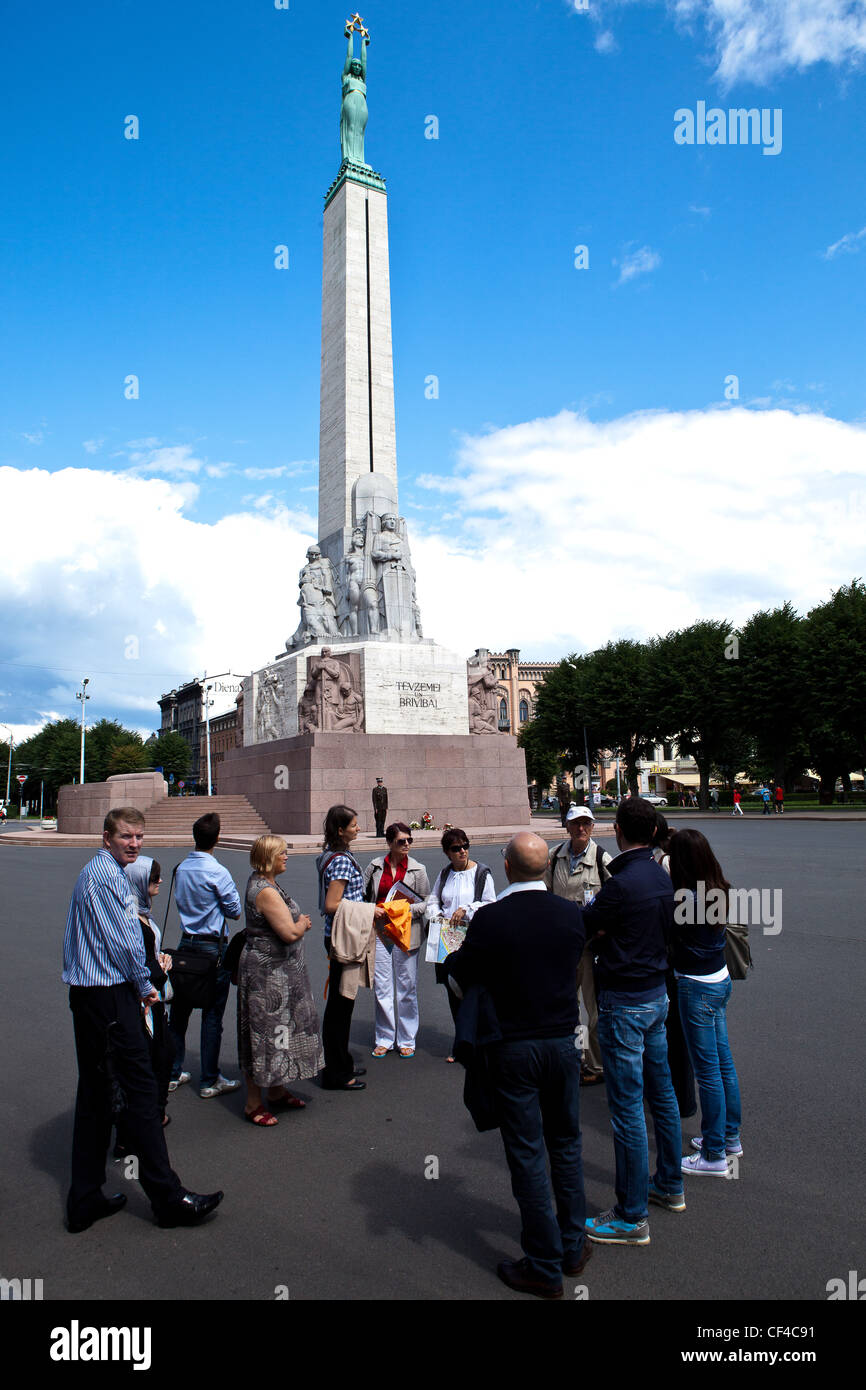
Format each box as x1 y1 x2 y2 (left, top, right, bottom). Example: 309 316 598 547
396 680 441 708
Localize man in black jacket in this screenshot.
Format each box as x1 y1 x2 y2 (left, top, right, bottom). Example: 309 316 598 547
447 832 590 1299
582 798 684 1245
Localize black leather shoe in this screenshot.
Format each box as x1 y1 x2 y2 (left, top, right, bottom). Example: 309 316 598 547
155 1190 223 1228
496 1258 563 1299
321 1077 366 1091
562 1241 593 1277
67 1192 127 1234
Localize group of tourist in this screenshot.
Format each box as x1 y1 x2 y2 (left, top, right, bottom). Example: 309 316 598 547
62 795 743 1301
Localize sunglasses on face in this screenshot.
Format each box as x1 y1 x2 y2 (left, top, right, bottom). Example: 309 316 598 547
394 837 412 847
449 843 470 853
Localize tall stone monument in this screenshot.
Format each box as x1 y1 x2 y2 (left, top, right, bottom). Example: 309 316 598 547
219 17 528 833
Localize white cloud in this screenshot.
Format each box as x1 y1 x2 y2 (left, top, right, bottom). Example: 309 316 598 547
413 406 866 655
242 462 315 480
0 466 316 726
613 245 662 285
591 1 866 84
595 30 618 53
82 439 104 454
2 408 865 726
126 443 204 475
823 225 866 258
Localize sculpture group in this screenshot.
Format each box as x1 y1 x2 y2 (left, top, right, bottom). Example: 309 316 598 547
286 499 422 650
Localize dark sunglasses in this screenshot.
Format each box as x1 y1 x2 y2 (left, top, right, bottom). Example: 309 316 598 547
393 837 412 847
448 842 470 852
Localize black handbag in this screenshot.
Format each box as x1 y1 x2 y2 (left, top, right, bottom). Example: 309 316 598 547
163 865 228 1009
725 918 752 980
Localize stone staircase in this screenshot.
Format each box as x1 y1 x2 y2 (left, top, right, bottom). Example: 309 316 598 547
142 795 271 845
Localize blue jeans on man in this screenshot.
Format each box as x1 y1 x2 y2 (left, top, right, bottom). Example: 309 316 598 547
596 987 683 1222
168 935 232 1088
489 1035 587 1286
676 976 741 1160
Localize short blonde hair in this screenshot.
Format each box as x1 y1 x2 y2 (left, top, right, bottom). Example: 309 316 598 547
250 835 288 875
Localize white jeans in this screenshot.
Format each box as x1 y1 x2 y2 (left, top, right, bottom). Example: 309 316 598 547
732 803 744 816
374 940 420 1049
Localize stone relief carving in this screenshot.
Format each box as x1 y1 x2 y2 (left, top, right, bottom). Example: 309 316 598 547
467 649 500 735
255 669 287 743
304 647 365 732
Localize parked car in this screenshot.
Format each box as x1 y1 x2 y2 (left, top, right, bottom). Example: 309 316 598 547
643 793 668 807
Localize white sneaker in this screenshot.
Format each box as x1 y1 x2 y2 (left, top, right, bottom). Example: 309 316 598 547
168 1071 191 1093
691 1135 743 1157
199 1074 241 1098
681 1152 729 1176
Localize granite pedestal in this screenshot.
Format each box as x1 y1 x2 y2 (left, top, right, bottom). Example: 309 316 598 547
217 731 530 836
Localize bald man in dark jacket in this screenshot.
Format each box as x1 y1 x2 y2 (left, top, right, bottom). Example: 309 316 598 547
447 832 590 1299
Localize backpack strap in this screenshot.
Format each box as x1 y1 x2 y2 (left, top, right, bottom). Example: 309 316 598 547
473 863 492 899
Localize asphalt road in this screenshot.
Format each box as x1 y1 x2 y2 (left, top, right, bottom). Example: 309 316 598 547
1 820 863 1305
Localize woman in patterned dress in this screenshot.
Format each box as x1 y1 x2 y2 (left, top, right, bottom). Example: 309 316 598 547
237 836 323 1126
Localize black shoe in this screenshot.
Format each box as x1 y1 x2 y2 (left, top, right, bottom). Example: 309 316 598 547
353 1066 367 1078
155 1190 223 1228
496 1258 563 1299
562 1241 593 1277
321 1077 366 1091
67 1192 127 1234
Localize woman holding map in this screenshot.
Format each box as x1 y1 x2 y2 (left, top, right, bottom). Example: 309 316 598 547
424 829 497 1062
364 823 430 1058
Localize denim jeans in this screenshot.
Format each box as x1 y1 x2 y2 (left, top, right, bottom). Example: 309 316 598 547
596 989 684 1222
676 976 742 1160
489 1035 586 1286
168 935 232 1088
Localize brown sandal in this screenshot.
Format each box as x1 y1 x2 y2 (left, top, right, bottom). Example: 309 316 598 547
244 1105 278 1126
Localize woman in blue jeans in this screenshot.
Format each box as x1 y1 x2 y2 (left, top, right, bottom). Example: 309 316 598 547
669 830 742 1176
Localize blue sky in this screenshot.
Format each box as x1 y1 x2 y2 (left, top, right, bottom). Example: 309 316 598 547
1 0 865 738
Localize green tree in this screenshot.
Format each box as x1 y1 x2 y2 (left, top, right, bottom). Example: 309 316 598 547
530 654 603 790
108 742 150 776
148 732 192 782
801 580 866 803
739 602 809 791
85 720 144 783
646 620 743 809
518 719 560 803
584 640 656 794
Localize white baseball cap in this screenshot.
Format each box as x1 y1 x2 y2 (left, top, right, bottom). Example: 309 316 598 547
566 805 595 823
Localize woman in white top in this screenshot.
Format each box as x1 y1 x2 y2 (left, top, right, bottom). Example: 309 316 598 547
424 828 496 1062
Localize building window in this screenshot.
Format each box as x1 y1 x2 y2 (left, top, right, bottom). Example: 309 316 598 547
519 699 529 723
499 699 508 723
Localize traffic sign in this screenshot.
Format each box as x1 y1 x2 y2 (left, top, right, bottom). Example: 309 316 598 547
179 781 185 789
16 774 27 785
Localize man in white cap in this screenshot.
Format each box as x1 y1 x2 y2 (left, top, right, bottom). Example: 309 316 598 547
544 805 612 1086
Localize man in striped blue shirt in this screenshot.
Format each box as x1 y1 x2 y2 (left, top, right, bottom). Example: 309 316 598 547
63 806 223 1231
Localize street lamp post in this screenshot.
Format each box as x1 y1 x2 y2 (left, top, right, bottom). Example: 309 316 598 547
75 678 90 784
204 683 214 797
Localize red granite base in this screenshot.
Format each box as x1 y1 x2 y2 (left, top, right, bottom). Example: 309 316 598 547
216 732 530 836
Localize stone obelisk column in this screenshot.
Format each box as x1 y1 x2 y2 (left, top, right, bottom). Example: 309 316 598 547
318 17 397 563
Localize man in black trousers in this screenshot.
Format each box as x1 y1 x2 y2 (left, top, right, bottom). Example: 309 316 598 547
62 806 223 1232
447 831 590 1299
